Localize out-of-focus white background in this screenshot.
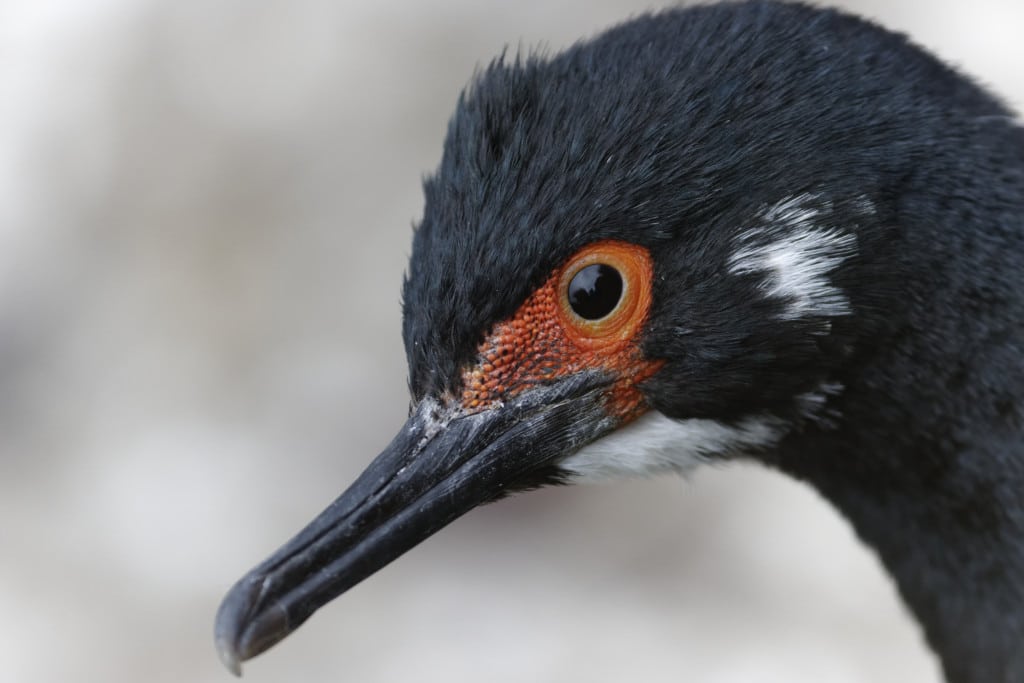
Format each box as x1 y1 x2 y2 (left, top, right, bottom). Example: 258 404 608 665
1 1 1020 682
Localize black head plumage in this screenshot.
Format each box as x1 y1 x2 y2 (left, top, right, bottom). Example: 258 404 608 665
218 3 1024 681
401 1 1014 419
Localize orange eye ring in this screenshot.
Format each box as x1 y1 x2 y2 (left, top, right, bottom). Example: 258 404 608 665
556 240 654 352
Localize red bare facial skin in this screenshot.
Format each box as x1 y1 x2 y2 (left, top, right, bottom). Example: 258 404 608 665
460 240 663 423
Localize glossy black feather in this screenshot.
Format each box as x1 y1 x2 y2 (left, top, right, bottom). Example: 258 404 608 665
400 2 1024 681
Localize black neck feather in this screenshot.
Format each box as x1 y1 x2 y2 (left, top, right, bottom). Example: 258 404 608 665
766 130 1024 683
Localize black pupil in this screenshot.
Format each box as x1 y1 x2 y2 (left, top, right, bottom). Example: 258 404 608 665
568 264 623 320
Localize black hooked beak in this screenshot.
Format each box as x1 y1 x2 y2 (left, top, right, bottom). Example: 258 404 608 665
214 373 612 675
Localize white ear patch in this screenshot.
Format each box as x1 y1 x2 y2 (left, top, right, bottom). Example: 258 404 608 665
559 411 784 483
729 194 858 321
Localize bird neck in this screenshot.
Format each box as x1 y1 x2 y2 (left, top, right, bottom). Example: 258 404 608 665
773 349 1024 683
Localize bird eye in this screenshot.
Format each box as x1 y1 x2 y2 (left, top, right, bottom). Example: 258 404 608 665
557 240 654 350
568 264 623 320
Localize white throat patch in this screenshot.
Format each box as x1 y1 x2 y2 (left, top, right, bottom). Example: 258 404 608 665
729 194 859 321
559 411 785 483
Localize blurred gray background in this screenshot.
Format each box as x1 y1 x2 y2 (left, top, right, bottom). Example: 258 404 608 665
1 1 1020 682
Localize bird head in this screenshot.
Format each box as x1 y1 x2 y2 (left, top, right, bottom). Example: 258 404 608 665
214 3 966 674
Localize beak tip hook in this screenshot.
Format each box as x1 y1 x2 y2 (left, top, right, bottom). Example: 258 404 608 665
216 636 243 677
